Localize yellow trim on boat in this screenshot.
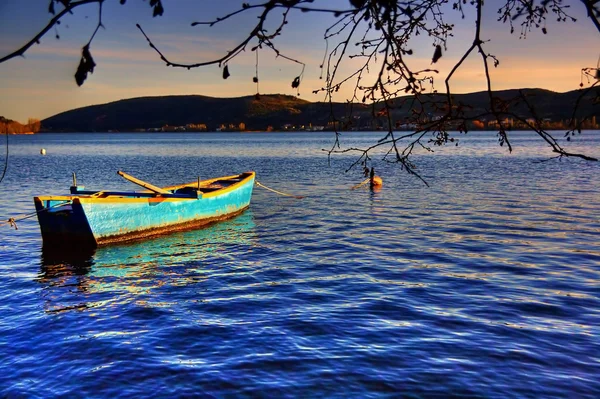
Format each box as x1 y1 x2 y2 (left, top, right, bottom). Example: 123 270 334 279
80 197 191 204
34 195 74 201
34 172 256 203
202 172 255 199
163 173 249 191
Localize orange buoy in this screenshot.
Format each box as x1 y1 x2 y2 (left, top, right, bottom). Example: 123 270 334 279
351 168 383 190
369 167 382 189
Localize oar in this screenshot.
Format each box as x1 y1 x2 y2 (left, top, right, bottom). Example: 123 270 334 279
117 171 171 194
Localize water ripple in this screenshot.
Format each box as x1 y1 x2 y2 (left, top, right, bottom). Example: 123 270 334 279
1 132 599 398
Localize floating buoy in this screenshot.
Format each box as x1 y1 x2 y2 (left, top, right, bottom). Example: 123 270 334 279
351 168 383 190
369 167 382 188
40 148 46 155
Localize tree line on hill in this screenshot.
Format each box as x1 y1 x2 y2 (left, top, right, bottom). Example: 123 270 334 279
0 117 41 134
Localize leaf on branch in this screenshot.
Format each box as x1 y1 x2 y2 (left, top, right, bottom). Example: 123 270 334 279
291 76 301 89
401 6 413 17
48 0 55 15
74 44 96 86
120 0 126 4
150 0 164 17
431 45 442 64
222 65 230 79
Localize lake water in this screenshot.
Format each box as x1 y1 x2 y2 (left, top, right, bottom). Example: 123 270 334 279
0 131 599 398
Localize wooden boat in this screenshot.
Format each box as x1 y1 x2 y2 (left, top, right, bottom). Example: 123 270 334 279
34 171 255 247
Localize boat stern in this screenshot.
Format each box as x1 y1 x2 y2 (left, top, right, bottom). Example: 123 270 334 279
34 196 97 248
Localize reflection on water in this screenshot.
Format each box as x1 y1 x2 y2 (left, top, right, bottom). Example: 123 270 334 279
38 211 256 312
40 247 96 275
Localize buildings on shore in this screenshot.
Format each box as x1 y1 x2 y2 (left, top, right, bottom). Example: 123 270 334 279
137 122 328 133
481 116 598 130
44 115 599 133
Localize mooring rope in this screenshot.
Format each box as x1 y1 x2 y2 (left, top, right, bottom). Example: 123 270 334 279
351 178 371 190
255 181 304 199
0 200 71 230
0 129 8 184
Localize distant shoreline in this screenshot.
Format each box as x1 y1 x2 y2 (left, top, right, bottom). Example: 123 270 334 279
35 128 600 134
37 90 599 133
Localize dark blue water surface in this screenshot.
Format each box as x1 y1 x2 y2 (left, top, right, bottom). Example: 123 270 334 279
1 131 599 398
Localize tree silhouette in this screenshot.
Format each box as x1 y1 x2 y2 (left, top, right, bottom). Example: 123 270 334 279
1 0 599 183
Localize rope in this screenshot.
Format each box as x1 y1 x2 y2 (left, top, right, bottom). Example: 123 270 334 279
255 181 304 199
1 200 71 230
0 129 8 184
351 178 370 190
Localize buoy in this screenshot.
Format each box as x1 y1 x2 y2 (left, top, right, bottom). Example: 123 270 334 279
40 148 46 155
369 167 382 189
351 167 384 190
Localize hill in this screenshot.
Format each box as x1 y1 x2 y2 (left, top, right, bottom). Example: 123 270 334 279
41 94 354 132
40 89 599 132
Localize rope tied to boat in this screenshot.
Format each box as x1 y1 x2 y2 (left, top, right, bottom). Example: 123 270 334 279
0 200 71 230
255 181 304 199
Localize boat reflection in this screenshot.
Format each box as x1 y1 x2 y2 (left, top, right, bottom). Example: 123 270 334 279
38 211 256 312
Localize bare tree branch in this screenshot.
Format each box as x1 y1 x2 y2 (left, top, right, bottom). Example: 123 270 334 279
0 0 101 64
0 0 598 186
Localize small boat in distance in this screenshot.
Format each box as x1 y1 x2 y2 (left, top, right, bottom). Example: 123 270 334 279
34 171 255 247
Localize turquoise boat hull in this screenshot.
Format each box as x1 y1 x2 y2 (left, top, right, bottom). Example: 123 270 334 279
34 172 255 247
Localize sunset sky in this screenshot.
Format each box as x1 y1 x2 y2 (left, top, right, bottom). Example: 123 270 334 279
0 0 598 122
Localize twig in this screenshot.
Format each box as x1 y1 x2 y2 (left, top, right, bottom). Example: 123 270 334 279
0 0 101 64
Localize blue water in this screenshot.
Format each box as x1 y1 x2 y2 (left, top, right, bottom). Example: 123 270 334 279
0 131 599 398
